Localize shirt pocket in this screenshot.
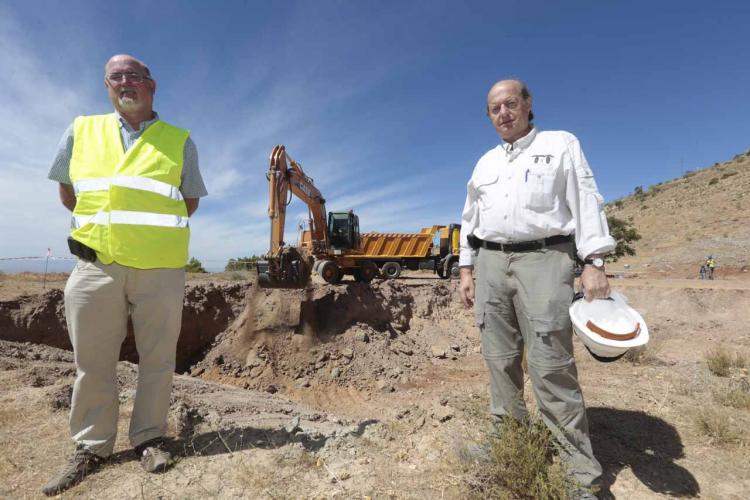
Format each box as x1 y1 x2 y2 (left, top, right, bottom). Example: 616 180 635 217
524 168 556 211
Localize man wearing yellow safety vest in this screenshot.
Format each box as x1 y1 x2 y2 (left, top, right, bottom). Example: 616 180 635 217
43 54 207 496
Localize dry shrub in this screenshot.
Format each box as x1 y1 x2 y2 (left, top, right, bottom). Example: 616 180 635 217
622 344 661 365
693 408 743 445
463 417 574 499
705 348 732 377
714 379 750 409
705 348 746 377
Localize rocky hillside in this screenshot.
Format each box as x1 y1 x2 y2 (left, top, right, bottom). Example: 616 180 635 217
606 148 750 278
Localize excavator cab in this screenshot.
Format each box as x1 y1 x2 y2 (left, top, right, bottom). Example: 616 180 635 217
327 211 360 251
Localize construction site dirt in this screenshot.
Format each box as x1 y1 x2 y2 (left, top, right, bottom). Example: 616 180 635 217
1 271 749 498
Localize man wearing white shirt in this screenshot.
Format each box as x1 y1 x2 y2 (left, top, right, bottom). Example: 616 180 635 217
458 79 615 496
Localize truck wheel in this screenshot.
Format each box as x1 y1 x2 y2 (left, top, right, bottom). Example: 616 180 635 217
449 261 460 279
436 262 447 279
381 261 401 279
319 261 340 284
355 260 378 283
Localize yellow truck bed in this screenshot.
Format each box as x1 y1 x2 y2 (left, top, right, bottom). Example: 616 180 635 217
358 226 441 259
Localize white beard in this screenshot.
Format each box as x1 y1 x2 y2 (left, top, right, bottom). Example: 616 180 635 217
117 95 140 112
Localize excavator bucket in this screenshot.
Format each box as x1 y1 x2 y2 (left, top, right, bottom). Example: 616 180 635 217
256 247 312 289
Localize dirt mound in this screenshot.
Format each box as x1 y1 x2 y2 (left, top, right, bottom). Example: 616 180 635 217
192 280 475 395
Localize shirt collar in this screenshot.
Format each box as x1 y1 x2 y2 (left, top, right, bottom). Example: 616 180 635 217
115 111 159 133
501 126 537 155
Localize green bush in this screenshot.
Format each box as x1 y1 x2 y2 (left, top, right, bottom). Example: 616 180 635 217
225 255 260 271
606 215 642 261
185 257 207 273
464 417 573 499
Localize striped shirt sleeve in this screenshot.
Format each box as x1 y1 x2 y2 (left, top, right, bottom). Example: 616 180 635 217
48 123 74 185
180 137 208 198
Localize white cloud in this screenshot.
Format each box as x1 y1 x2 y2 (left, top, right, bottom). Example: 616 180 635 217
0 10 100 262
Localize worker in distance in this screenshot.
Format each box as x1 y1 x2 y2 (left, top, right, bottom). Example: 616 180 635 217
43 54 207 495
458 79 615 498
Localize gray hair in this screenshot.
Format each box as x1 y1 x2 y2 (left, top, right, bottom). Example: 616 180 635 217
104 54 151 78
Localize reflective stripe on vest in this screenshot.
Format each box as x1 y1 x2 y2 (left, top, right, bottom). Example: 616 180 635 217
73 210 189 229
74 176 184 201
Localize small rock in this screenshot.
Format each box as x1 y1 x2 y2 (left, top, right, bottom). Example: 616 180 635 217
191 366 205 376
341 348 354 359
331 367 341 379
296 378 310 388
264 384 278 394
327 414 343 424
317 352 329 363
355 331 370 343
395 408 411 419
450 344 460 352
439 397 449 406
432 406 455 423
431 346 447 359
284 416 301 434
376 380 395 393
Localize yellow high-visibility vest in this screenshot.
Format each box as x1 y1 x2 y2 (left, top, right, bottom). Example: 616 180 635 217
69 113 190 269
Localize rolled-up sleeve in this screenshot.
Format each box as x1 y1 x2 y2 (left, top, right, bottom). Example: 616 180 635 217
563 138 616 260
459 177 479 267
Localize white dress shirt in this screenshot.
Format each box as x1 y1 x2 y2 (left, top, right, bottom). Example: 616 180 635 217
459 127 615 266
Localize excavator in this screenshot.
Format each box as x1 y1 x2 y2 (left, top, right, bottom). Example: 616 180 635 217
255 145 378 288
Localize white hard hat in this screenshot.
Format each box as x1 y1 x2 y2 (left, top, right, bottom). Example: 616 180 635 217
570 291 649 362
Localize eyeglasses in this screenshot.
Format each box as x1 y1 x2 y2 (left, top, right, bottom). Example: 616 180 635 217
488 98 521 115
106 71 150 83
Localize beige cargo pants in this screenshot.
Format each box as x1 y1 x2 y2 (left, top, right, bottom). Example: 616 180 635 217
474 240 602 490
64 260 185 457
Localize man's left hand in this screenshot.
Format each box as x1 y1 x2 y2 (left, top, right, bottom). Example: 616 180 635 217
580 265 610 301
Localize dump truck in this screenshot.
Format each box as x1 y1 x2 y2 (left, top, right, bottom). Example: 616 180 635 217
256 145 378 288
356 224 461 279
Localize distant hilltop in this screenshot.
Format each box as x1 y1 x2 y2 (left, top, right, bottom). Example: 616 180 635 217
606 148 750 279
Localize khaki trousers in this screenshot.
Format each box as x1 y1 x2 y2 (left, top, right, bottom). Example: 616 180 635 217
64 260 185 457
474 241 602 489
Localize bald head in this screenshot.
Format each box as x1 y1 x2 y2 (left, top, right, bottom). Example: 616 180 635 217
487 79 530 101
104 54 150 77
485 79 534 143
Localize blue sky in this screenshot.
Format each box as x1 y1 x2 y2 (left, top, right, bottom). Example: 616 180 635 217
1 0 748 272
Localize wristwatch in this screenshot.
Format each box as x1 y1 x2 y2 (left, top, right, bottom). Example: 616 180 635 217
584 256 605 269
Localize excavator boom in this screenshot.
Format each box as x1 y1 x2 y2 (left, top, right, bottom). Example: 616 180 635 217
256 145 327 288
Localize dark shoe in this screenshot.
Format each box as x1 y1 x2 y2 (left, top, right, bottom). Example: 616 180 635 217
42 446 103 496
134 438 173 473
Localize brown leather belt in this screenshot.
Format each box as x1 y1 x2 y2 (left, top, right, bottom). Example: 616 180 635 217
474 234 573 252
